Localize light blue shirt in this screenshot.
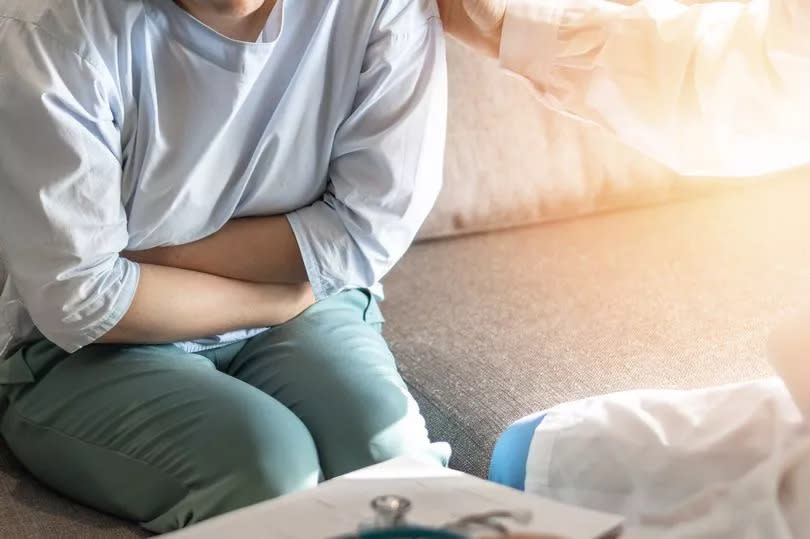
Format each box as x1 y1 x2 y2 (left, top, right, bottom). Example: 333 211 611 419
0 0 446 357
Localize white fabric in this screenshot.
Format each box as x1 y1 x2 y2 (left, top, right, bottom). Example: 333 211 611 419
524 378 810 538
499 0 810 178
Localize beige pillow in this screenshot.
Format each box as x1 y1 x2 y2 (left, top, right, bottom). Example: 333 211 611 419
420 41 729 239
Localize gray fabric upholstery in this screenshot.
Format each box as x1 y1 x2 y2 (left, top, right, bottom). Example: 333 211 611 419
1 176 809 535
384 176 810 477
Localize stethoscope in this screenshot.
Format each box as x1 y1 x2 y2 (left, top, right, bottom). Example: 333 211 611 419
334 495 533 539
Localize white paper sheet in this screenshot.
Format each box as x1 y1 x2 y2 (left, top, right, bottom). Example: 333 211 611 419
164 457 623 539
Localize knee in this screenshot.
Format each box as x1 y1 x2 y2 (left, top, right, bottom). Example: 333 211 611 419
365 394 430 462
218 413 321 504
367 406 450 468
230 442 319 502
323 387 443 476
149 407 321 532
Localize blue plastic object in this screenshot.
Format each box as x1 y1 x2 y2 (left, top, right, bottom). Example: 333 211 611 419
488 411 546 490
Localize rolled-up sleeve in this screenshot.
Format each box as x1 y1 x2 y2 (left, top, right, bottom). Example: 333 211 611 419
287 0 447 299
0 22 137 352
499 0 810 177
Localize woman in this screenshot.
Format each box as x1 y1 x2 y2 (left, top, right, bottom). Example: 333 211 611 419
0 0 449 532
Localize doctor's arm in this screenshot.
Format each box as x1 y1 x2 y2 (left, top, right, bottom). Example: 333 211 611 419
440 0 810 177
769 306 810 419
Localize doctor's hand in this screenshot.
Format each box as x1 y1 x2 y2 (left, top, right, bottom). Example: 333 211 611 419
437 0 507 57
769 304 810 419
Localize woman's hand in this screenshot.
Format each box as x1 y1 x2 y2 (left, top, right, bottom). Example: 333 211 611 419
437 0 507 57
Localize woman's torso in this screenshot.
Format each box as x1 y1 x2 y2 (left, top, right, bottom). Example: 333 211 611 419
0 0 383 355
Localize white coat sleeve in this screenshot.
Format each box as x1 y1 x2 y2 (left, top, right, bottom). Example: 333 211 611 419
499 0 810 177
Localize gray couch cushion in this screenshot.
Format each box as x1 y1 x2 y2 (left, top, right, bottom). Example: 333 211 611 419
383 176 810 478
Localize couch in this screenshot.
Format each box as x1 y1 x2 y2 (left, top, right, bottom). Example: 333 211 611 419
2 40 809 538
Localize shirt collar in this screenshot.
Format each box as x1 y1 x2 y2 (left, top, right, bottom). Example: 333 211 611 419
145 0 285 73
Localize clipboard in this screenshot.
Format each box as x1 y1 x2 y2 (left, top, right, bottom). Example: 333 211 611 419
165 457 623 539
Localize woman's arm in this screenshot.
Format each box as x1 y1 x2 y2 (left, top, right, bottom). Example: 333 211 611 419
131 1 447 295
285 0 447 299
124 216 308 285
101 263 313 344
0 21 310 351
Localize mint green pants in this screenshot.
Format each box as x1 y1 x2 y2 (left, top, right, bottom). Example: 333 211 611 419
0 290 449 533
